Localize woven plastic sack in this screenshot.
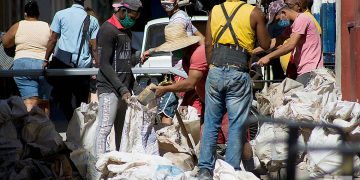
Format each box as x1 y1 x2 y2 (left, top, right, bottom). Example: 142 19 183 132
119 98 159 155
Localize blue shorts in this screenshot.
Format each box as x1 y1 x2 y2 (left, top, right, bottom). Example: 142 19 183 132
12 58 52 100
158 92 178 119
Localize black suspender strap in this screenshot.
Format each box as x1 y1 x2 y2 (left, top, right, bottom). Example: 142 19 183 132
214 3 246 46
74 15 90 67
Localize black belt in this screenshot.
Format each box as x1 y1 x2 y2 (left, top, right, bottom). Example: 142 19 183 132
213 43 248 54
209 64 249 73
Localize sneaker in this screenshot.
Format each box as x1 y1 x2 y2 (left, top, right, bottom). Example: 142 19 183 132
197 168 213 180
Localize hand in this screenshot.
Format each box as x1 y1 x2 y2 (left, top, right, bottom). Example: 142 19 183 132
140 48 154 63
178 106 188 116
252 47 263 55
91 75 96 80
256 56 271 67
121 92 131 104
151 86 167 98
42 60 49 69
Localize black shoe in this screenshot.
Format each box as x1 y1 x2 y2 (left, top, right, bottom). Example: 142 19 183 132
197 168 213 180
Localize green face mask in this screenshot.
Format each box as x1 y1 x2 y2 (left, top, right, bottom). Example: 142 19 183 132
120 10 136 29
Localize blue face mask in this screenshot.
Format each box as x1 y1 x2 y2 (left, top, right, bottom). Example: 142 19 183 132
277 19 291 28
120 10 136 29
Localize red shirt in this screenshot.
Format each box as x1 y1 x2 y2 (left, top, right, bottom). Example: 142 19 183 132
182 44 208 102
181 44 208 117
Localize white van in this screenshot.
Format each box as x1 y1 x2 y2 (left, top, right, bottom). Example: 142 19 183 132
132 16 208 79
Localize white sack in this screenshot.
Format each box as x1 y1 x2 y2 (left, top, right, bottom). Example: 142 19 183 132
213 159 259 180
96 151 196 179
254 123 288 166
307 127 360 177
66 102 116 154
96 151 172 173
66 102 115 178
163 152 195 171
156 124 191 154
256 78 303 115
119 99 159 155
320 101 360 127
305 68 341 106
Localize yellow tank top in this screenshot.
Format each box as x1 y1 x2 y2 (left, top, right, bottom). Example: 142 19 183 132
210 1 255 53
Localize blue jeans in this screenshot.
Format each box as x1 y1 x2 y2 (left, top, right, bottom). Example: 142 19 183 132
158 92 178 118
12 58 52 100
198 66 252 171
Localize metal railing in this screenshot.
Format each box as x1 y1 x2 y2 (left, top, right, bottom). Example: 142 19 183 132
0 67 188 78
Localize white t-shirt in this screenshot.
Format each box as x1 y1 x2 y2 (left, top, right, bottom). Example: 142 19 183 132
169 10 198 36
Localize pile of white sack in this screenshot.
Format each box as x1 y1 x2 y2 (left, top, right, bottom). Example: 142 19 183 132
254 68 360 178
66 97 260 179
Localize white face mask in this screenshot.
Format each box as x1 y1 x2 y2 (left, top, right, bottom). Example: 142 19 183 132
161 1 177 12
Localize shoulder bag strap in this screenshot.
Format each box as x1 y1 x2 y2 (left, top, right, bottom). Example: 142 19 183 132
75 15 90 67
214 3 245 46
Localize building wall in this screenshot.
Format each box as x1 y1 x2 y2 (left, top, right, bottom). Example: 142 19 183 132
0 0 72 31
335 0 341 88
341 0 360 101
312 0 336 64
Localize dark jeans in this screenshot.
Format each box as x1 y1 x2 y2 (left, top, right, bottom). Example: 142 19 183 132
51 75 89 121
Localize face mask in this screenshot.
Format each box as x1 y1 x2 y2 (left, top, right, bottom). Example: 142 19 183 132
161 1 176 12
277 19 290 28
120 10 136 29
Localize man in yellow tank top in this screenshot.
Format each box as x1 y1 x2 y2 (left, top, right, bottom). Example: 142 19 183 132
197 0 271 178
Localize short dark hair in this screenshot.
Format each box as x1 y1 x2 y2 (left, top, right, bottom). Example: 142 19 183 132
24 1 40 18
306 0 313 10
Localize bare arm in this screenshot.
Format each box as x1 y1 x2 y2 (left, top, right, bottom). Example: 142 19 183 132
205 11 213 64
194 30 205 45
266 33 301 60
45 31 59 60
154 69 204 97
250 7 271 51
89 39 99 66
253 35 288 55
2 23 19 48
257 32 302 66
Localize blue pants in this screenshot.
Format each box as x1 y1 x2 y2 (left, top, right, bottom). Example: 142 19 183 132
198 66 252 171
158 92 178 119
